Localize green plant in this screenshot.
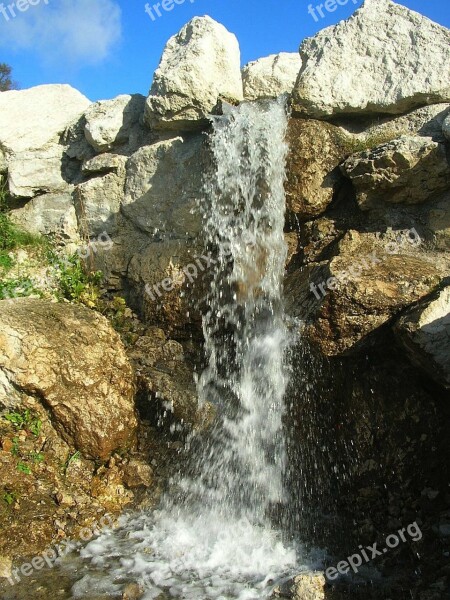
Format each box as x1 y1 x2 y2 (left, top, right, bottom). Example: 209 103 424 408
29 452 44 463
2 490 18 505
16 462 31 475
0 277 41 300
11 437 19 456
3 409 42 437
48 251 103 307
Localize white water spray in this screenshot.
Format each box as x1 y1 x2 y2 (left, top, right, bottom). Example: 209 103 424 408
70 98 299 600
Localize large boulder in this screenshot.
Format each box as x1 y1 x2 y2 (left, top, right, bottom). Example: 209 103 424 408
293 0 450 118
242 53 301 101
122 135 207 237
0 84 90 154
341 136 450 210
285 231 444 355
395 286 450 389
84 94 146 153
9 191 79 240
285 118 349 219
0 85 90 198
144 16 243 131
0 299 137 460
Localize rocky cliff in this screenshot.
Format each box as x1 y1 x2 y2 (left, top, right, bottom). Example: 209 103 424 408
0 1 449 598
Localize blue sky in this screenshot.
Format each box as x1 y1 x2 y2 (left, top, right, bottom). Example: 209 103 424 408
0 0 448 101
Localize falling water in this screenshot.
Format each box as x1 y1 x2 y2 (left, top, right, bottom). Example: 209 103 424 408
50 98 300 600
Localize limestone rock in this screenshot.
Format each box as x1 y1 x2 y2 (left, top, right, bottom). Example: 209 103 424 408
123 459 153 488
242 53 301 101
427 192 450 251
123 136 207 236
444 113 450 141
271 572 325 600
74 158 127 236
84 94 145 153
0 299 137 460
341 136 450 210
285 118 349 218
395 286 450 389
0 556 12 580
145 16 243 131
9 191 79 240
0 84 90 154
293 0 450 117
285 231 444 356
7 143 74 198
82 153 127 175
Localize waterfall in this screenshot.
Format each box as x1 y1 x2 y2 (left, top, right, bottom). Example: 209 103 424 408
69 98 299 600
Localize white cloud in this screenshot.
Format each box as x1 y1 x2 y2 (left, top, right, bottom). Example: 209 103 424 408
0 0 122 66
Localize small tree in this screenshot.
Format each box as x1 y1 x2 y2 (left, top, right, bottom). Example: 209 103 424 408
0 63 18 91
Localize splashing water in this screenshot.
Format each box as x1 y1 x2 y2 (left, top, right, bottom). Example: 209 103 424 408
68 98 301 600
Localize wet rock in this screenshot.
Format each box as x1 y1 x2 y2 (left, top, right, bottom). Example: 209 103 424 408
444 113 450 141
341 136 450 210
123 459 153 488
242 53 301 101
285 118 349 219
395 286 450 389
91 464 134 510
122 583 144 600
293 0 450 117
271 572 325 599
0 298 137 460
145 16 243 131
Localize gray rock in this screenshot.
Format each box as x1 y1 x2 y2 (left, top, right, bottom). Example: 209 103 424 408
395 286 450 389
341 136 450 210
242 53 301 101
293 0 450 117
444 113 450 141
145 16 243 131
9 191 79 240
84 94 145 153
122 135 207 237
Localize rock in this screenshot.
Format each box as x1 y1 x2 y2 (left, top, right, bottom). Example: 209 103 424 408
0 84 90 155
123 135 207 237
427 192 450 251
122 583 144 600
444 113 450 141
0 556 12 580
395 286 450 389
242 53 301 101
84 94 145 153
285 118 349 219
285 231 444 355
129 330 214 431
341 136 450 210
0 299 137 460
122 459 153 488
293 0 450 117
55 491 76 507
271 572 325 600
91 464 134 509
82 153 127 175
145 16 243 131
7 144 74 198
74 159 126 236
9 191 79 240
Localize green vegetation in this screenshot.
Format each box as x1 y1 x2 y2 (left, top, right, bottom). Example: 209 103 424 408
16 462 31 475
0 63 18 92
29 452 44 464
51 252 103 306
3 409 42 437
1 490 18 505
341 127 400 155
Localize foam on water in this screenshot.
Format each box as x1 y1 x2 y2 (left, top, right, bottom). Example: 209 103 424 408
69 97 301 599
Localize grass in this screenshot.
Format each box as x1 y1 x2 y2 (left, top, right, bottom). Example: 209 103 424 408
341 127 400 155
63 450 81 475
2 490 18 505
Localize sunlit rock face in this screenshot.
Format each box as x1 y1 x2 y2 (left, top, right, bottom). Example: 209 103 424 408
293 0 450 117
